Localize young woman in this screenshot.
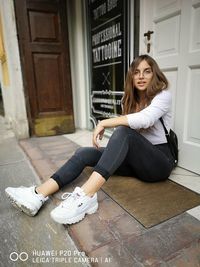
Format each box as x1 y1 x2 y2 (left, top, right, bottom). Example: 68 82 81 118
5 55 175 225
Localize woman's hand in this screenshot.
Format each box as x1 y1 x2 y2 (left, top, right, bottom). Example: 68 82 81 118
92 121 105 149
92 116 128 148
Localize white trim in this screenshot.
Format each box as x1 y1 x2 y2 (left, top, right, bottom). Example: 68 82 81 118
92 14 122 31
93 61 122 68
67 0 90 129
0 0 29 139
129 0 135 63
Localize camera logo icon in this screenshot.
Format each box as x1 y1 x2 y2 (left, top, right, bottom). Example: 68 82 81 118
9 252 28 262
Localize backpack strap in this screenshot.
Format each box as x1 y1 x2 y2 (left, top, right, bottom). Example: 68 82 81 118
159 118 169 136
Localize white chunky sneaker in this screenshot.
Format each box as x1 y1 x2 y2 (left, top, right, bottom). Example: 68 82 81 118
50 187 98 224
5 186 49 216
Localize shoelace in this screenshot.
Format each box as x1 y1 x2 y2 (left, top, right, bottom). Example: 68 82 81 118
61 192 73 200
61 191 82 207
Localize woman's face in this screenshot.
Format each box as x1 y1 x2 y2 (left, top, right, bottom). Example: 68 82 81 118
133 60 153 91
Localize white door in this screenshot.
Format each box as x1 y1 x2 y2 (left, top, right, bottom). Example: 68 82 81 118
140 0 200 174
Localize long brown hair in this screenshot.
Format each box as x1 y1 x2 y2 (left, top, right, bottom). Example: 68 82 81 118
122 54 168 115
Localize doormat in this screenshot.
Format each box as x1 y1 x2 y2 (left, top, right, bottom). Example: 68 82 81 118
102 175 200 228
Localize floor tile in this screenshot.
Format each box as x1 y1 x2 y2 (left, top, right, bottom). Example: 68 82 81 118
187 205 200 221
97 197 125 221
67 214 115 253
171 167 199 176
123 213 200 265
169 174 200 194
165 241 200 267
106 213 145 240
88 241 143 267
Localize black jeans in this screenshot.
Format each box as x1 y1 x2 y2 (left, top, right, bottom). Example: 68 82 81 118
51 126 174 188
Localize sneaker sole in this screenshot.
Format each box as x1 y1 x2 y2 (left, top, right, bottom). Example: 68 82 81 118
51 203 98 224
5 191 37 217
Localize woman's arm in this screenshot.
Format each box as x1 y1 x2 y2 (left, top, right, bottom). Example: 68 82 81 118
127 90 172 130
92 115 129 148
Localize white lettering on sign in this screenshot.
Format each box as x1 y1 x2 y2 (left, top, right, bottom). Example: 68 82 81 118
93 2 107 20
107 0 118 12
93 0 118 20
92 39 121 63
92 23 122 46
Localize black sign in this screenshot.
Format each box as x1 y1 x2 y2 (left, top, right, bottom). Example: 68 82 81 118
88 0 128 127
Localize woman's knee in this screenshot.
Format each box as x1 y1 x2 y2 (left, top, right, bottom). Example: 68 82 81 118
112 126 134 140
74 147 88 156
74 147 102 166
74 147 92 161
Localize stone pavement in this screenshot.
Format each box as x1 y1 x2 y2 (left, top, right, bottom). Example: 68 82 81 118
0 116 89 267
18 132 200 267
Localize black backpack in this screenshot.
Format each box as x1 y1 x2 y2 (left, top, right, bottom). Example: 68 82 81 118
160 118 178 167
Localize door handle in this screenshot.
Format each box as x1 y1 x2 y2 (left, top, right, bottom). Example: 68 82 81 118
144 31 154 53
